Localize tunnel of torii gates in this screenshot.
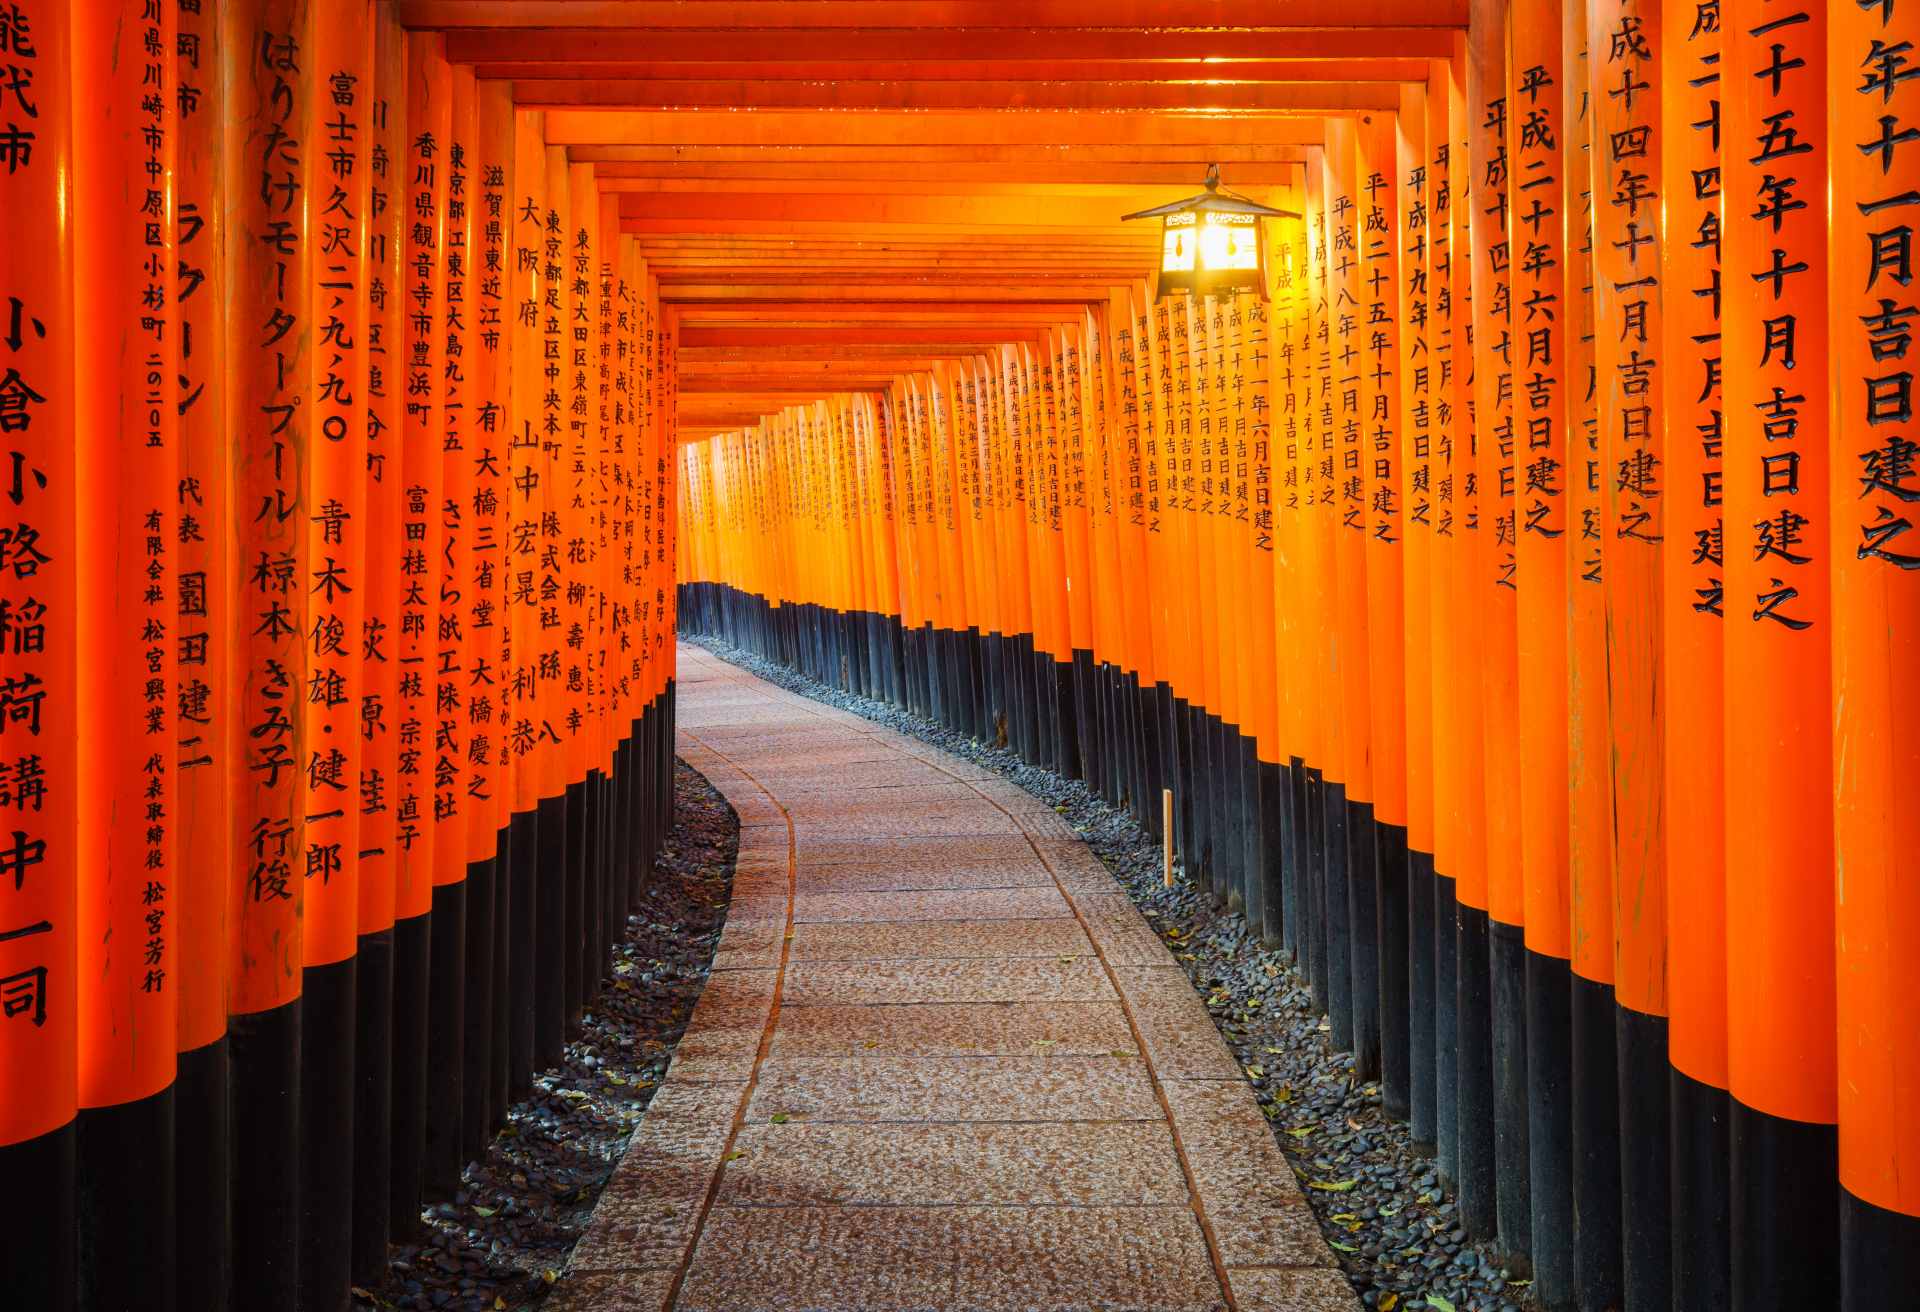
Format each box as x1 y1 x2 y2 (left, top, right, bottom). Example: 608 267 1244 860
0 0 1915 1310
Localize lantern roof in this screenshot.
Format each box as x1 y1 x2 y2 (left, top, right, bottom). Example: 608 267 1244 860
1121 165 1299 222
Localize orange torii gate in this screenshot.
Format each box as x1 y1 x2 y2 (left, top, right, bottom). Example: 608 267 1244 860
3 1 1918 1310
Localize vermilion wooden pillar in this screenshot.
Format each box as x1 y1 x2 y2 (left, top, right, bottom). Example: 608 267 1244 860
1659 0 1731 1302
0 5 77 1309
298 5 372 1307
391 25 449 1242
72 3 181 1307
420 59 474 1202
352 0 406 1282
1460 0 1510 1249
1720 2 1838 1306
1508 0 1574 1298
473 74 516 1156
1358 113 1409 1116
1565 9 1624 1309
1395 81 1438 1151
225 5 314 1298
1425 56 1469 1190
172 2 233 1305
505 105 548 1104
1829 0 1920 1302
1321 116 1369 1061
1588 2 1672 1307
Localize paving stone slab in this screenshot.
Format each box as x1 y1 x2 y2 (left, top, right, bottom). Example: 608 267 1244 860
663 969 778 1083
778 780 982 805
791 887 1071 924
1161 1080 1330 1269
716 894 788 924
742 1055 1162 1124
791 859 1056 893
786 918 1090 962
767 1002 1138 1058
716 1121 1187 1207
674 1205 1229 1312
1111 966 1246 1080
710 916 785 972
795 832 1044 868
780 957 1115 1006
570 1082 743 1274
795 810 1028 840
545 1268 680 1312
1226 1267 1364 1311
1071 893 1175 966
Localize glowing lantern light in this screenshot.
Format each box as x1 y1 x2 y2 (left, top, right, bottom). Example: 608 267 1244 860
1123 164 1297 300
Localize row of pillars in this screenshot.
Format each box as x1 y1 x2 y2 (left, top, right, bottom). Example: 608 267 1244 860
672 0 1918 1306
0 3 681 1310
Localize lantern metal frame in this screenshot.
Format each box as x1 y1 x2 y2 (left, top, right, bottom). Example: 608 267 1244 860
1122 164 1299 300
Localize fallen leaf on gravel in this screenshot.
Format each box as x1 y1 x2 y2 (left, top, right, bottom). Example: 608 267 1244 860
1310 1178 1358 1192
769 1113 791 1124
1379 1295 1398 1311
472 1206 496 1217
1424 1295 1456 1311
1330 1241 1358 1252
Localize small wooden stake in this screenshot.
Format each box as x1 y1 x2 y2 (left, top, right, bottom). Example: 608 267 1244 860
1163 789 1174 888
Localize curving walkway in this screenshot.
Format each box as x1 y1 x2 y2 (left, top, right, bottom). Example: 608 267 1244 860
551 645 1356 1312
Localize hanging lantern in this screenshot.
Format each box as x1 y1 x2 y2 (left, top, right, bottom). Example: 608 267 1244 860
1123 164 1298 300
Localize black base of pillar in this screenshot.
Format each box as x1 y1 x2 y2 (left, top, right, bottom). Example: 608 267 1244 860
299 955 356 1312
1455 904 1496 1240
0 1119 74 1310
1571 973 1623 1312
231 996 302 1306
508 807 538 1098
1617 1007 1672 1310
425 879 468 1196
1525 950 1574 1310
535 793 568 1071
1670 1065 1729 1312
1407 848 1437 1151
1490 917 1532 1269
1729 1096 1839 1311
1842 1187 1920 1312
1375 819 1410 1120
463 855 496 1161
390 911 430 1241
1323 781 1351 1049
78 1085 177 1312
352 928 394 1286
1434 872 1459 1187
176 1034 230 1312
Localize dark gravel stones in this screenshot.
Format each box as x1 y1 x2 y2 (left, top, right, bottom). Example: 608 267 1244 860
350 759 739 1312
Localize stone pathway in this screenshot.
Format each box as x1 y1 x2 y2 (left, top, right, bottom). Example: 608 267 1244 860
550 645 1356 1312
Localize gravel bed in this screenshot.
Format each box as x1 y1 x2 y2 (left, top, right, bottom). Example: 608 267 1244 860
688 632 1537 1312
351 757 739 1312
